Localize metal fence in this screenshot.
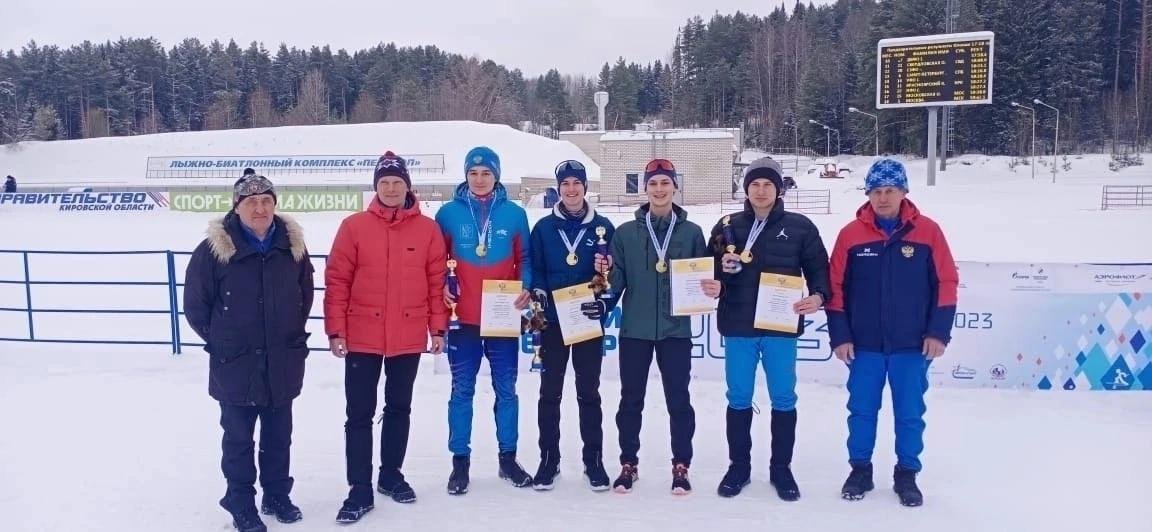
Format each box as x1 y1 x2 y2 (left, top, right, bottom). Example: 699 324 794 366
1101 185 1152 210
0 249 328 354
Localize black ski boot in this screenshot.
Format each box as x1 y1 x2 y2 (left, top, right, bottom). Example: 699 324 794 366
498 451 533 487
532 451 561 491
893 466 924 507
841 461 875 501
717 407 753 498
769 409 801 501
446 455 470 495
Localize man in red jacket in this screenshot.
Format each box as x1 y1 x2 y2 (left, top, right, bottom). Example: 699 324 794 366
324 151 448 524
826 158 958 508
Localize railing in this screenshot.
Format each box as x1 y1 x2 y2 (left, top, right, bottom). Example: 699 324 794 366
720 189 832 215
1101 185 1152 210
0 249 328 355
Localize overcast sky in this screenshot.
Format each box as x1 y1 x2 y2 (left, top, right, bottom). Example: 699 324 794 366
2 0 834 77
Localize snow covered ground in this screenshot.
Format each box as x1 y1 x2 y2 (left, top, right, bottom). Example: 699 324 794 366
0 123 1150 530
0 346 1148 532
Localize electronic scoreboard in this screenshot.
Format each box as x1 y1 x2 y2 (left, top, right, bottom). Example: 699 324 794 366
875 31 994 109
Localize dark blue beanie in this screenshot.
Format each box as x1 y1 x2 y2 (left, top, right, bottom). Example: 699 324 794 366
554 160 588 188
643 158 679 189
464 146 501 181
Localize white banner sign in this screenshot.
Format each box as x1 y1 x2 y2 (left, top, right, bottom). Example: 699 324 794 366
145 154 445 178
434 261 1152 391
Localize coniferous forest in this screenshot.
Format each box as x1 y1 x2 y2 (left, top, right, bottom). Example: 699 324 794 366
0 0 1148 158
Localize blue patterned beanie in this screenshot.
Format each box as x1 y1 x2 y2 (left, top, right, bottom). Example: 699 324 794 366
864 158 909 193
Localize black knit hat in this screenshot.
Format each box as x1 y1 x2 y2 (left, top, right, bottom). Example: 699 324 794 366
374 151 411 189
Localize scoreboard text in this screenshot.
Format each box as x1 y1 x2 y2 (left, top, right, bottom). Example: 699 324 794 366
875 31 994 109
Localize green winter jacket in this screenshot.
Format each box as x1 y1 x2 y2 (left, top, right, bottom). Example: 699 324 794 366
608 203 709 341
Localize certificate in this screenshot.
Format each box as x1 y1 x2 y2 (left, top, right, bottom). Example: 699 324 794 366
551 283 604 346
754 273 804 333
669 257 717 316
480 280 523 337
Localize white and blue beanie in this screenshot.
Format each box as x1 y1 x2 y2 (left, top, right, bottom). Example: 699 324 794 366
464 146 501 182
864 158 909 193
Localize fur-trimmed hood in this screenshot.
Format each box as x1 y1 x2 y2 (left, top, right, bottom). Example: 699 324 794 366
204 213 307 263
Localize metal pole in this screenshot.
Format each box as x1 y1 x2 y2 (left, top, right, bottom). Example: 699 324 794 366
874 118 879 157
939 108 949 172
1052 108 1059 183
825 129 830 157
1036 113 1046 181
927 107 938 186
1034 99 1060 183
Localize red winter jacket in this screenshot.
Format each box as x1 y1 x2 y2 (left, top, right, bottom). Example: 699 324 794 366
324 194 448 356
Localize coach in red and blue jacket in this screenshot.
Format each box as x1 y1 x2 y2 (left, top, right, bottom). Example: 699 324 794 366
825 158 958 508
434 146 534 493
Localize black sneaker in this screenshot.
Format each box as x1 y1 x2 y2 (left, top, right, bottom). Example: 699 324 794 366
532 452 561 491
612 463 638 493
893 466 924 507
841 462 875 501
716 463 751 498
447 455 470 495
583 459 611 492
498 451 533 488
229 510 268 532
377 479 416 503
769 465 801 501
671 463 692 495
334 498 374 524
259 495 302 524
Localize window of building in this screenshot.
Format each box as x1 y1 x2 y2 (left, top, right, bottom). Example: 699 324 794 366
625 173 639 194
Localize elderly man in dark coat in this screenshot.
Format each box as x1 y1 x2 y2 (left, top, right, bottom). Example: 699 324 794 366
184 174 316 532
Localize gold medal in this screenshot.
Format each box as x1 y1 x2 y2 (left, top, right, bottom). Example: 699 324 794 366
739 250 753 263
566 252 578 266
475 245 487 257
655 260 667 273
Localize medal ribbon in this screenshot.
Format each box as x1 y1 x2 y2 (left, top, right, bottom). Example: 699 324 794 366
742 216 769 256
644 210 678 265
467 199 492 253
558 227 588 260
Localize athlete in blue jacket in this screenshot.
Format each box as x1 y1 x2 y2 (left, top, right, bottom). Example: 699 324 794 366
827 158 959 507
527 160 620 492
434 146 534 494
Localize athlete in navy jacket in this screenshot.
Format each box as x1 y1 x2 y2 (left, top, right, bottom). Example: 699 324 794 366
826 158 958 508
527 160 620 492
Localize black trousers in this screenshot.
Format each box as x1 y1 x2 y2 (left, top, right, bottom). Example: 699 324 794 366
615 337 695 467
536 326 604 463
219 401 294 509
344 353 420 501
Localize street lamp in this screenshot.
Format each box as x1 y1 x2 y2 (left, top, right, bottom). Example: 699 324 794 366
1010 101 1036 180
782 121 799 171
809 119 839 158
848 107 879 157
1033 98 1060 183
